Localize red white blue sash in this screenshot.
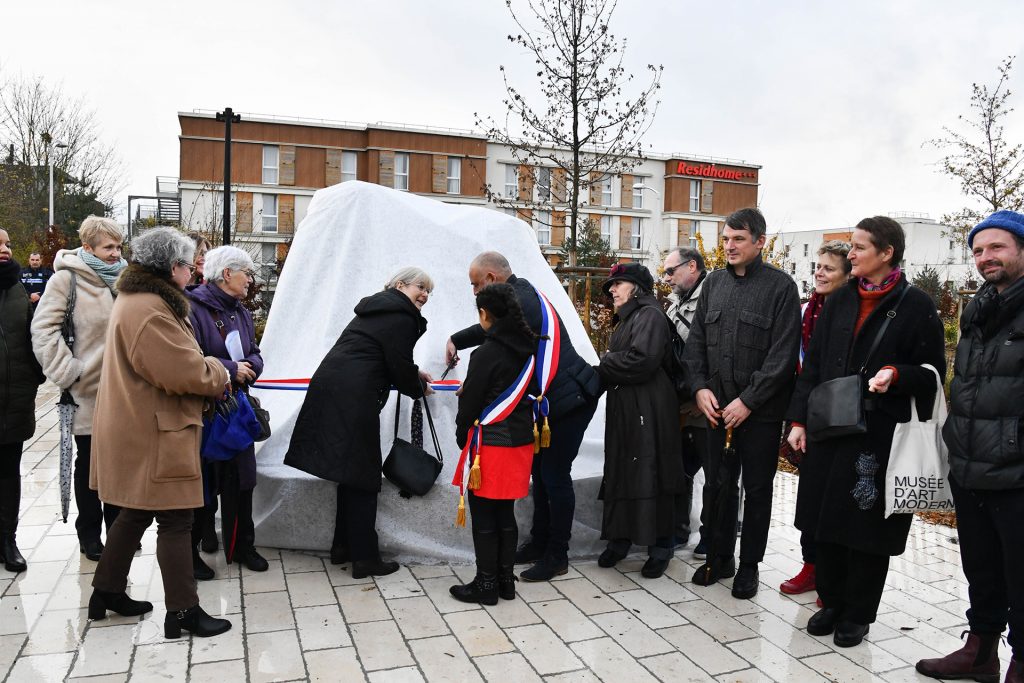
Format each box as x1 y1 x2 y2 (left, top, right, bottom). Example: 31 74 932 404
528 288 561 437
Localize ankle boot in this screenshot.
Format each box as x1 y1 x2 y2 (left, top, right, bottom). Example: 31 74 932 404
915 631 1000 683
87 589 154 620
498 526 518 600
450 573 499 605
780 562 816 595
1006 658 1022 683
164 605 231 638
0 477 27 573
193 548 215 581
200 513 218 553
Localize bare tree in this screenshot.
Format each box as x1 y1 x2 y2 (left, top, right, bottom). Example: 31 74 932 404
928 56 1024 247
476 0 662 267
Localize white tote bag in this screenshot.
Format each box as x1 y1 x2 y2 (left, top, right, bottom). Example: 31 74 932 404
884 364 954 518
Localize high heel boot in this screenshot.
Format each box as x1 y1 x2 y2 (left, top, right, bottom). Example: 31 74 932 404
449 528 499 605
498 526 518 601
87 589 153 620
164 605 231 638
0 476 27 573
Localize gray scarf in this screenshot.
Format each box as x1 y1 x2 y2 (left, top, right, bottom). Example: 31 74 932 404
79 248 128 291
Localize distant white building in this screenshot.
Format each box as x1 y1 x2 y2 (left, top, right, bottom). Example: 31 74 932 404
771 213 975 298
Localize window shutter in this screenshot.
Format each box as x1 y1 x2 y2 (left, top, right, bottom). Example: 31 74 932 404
432 155 447 193
677 219 689 246
518 165 534 201
701 179 714 213
278 195 295 233
276 243 290 262
280 145 296 186
325 149 342 186
620 174 633 209
379 151 395 188
619 216 632 250
551 211 565 246
551 168 566 203
236 192 253 233
589 172 601 205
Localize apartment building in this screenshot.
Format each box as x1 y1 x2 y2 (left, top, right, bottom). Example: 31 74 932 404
176 110 762 279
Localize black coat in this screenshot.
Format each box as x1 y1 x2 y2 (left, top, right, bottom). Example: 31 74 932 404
787 278 946 555
0 281 44 444
597 294 683 545
944 277 1024 490
451 274 600 419
285 289 426 491
455 315 536 450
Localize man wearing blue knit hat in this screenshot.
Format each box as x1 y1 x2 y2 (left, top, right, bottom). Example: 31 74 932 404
917 210 1024 683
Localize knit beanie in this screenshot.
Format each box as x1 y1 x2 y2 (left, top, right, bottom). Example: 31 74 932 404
967 210 1024 247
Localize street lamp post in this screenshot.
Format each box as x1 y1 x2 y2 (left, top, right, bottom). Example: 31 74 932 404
47 138 68 227
216 108 241 246
633 183 662 256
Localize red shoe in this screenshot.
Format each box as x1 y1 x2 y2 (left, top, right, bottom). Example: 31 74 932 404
780 562 816 595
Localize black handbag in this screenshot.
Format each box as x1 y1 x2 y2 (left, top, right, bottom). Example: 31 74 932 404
806 285 910 441
249 393 272 442
382 394 443 497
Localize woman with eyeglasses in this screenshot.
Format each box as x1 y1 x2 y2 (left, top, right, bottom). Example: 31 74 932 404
185 246 267 579
32 216 128 563
286 267 435 578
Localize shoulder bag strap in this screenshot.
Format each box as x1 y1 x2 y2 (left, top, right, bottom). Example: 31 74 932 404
420 395 443 464
393 393 402 440
857 284 911 374
61 271 78 349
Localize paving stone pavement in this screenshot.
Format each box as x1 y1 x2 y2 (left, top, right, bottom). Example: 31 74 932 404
1 385 1015 682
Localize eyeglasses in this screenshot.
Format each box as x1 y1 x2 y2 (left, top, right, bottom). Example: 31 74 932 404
242 269 256 279
664 260 693 277
176 260 196 275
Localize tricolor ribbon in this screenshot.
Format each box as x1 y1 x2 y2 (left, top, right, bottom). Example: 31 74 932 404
251 378 310 391
527 288 561 452
451 355 535 525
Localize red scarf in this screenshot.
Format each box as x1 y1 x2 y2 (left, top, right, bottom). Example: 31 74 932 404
800 290 825 367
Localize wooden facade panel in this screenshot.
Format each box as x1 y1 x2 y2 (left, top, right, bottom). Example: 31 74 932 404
366 129 487 157
180 138 260 184
700 179 714 213
325 149 342 186
518 165 534 201
378 151 394 188
296 147 326 187
236 192 253 233
823 231 853 243
461 157 486 197
180 115 368 149
551 168 566 203
620 174 633 209
711 182 758 216
279 145 296 186
677 218 690 246
589 172 601 206
278 195 295 233
663 177 686 213
432 155 447 194
409 153 432 193
551 211 565 247
619 216 633 250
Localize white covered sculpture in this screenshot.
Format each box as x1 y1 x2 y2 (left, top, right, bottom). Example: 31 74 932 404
252 181 612 562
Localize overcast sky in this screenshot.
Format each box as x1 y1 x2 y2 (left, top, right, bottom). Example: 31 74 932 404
3 0 1022 232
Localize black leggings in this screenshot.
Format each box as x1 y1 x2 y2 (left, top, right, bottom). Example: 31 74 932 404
0 442 22 477
468 492 516 533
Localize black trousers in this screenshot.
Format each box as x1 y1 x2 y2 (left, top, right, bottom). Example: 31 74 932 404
93 507 197 611
816 541 890 624
73 435 120 543
675 426 711 543
528 397 598 559
950 476 1024 659
799 529 817 564
333 485 380 562
192 459 256 562
703 420 781 563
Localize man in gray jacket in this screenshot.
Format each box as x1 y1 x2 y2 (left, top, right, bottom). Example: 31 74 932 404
682 208 800 600
662 247 709 554
917 210 1024 683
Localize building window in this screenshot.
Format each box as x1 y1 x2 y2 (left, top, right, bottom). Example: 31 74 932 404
633 182 644 209
689 180 701 212
394 153 409 191
535 210 551 245
342 151 357 182
810 261 816 275
447 157 461 194
802 281 809 294
632 218 643 249
689 236 699 249
601 176 613 207
600 215 613 247
789 262 796 275
803 243 809 257
504 165 518 197
262 146 279 185
261 194 278 232
536 167 551 202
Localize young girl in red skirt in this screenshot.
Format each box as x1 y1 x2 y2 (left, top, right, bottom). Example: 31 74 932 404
450 283 538 605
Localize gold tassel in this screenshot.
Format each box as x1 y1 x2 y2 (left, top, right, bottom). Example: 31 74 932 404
456 495 466 527
533 422 541 454
540 416 551 448
468 453 481 490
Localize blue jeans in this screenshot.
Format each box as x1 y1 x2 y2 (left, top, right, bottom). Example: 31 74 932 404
528 397 599 560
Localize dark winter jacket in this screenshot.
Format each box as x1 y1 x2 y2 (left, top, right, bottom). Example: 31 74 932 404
597 294 683 545
20 266 53 301
1 271 45 444
943 277 1024 490
451 274 599 419
455 315 536 450
682 256 801 422
187 282 264 491
285 288 426 491
787 277 946 555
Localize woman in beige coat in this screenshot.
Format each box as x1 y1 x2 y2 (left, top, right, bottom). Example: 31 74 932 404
87 227 232 640
32 216 127 561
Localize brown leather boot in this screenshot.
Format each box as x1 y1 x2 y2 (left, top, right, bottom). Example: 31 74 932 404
915 631 1000 683
1006 658 1022 683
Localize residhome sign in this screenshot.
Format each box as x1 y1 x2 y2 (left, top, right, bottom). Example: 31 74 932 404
676 162 756 181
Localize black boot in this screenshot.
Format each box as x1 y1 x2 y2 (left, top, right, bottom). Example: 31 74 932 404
498 526 518 600
450 529 499 605
164 605 231 638
201 512 219 553
351 558 399 579
234 547 269 572
193 547 215 581
0 477 26 573
88 589 153 620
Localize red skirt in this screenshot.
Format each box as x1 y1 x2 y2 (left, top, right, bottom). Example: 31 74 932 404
470 443 534 500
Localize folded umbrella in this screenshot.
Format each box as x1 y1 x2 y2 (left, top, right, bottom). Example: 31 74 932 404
697 426 736 584
57 390 78 523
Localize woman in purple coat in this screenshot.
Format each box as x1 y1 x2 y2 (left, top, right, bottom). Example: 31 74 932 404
186 246 267 578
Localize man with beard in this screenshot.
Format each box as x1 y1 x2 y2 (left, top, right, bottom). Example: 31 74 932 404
917 210 1024 683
